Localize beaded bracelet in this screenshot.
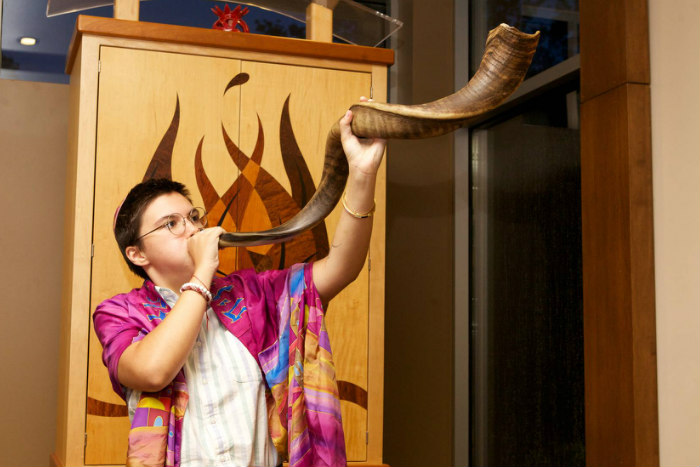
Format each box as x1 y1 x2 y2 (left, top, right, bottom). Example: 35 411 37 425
342 192 376 219
180 282 213 303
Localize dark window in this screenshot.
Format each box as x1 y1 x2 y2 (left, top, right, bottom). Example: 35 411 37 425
468 2 584 465
470 0 579 78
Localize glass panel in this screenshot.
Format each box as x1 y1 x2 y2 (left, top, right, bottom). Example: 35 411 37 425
470 83 584 466
46 0 142 16
470 0 579 78
215 0 402 46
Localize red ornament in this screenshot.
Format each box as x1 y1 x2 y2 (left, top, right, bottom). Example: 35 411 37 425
211 4 250 32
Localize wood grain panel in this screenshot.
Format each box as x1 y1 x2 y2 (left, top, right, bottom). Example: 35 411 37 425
366 63 387 465
580 83 658 467
580 0 650 100
85 47 243 464
55 36 102 467
83 45 382 465
238 60 372 461
55 42 83 467
58 27 387 466
625 84 658 466
87 396 129 417
580 1 658 466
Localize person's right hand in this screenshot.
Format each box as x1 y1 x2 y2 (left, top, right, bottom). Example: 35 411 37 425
187 226 225 287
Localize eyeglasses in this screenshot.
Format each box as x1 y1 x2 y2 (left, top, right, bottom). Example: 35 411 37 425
136 207 208 241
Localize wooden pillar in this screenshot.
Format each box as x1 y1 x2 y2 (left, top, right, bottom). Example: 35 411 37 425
113 0 139 21
580 0 659 466
306 1 338 42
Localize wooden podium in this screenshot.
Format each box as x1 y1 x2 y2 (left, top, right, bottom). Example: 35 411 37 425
53 15 392 467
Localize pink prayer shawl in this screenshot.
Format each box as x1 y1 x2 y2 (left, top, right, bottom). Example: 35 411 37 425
93 263 346 467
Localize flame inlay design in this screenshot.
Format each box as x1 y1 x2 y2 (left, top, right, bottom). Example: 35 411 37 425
143 72 329 274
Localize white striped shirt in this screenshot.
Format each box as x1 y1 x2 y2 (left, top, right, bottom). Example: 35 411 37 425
126 287 279 467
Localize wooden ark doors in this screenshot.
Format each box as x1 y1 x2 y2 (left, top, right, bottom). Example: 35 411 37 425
86 46 371 464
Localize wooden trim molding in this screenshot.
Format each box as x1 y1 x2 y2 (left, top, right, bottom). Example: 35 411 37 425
113 0 139 21
580 0 659 466
306 2 334 42
66 15 394 73
580 0 650 100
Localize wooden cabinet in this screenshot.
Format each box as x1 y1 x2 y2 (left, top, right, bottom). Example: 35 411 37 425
54 16 391 467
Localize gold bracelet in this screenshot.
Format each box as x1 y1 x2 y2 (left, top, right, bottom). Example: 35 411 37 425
191 273 208 288
342 192 375 219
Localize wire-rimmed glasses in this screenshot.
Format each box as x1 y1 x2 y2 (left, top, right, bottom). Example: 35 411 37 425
136 207 208 241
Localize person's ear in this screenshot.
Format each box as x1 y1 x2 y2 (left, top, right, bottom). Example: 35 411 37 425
125 245 149 268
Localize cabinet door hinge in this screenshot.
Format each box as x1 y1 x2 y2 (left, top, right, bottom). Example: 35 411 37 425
97 60 101 73
367 258 371 271
366 431 369 444
91 244 95 258
84 432 88 448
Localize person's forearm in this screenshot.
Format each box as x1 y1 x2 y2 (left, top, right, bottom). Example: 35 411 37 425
312 104 385 303
314 170 377 302
117 289 207 392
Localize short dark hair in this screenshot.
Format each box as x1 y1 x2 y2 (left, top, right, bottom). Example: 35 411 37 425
114 178 191 280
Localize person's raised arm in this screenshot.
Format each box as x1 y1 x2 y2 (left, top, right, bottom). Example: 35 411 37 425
313 102 387 304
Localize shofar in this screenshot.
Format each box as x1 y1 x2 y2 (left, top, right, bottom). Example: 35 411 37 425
219 23 540 247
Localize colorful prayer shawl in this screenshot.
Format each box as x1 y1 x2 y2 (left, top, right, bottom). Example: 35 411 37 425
93 263 346 467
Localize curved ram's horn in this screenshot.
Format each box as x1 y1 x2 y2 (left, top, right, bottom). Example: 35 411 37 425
219 24 540 247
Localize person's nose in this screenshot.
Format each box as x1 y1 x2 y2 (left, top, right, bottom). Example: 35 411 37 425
184 217 201 237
